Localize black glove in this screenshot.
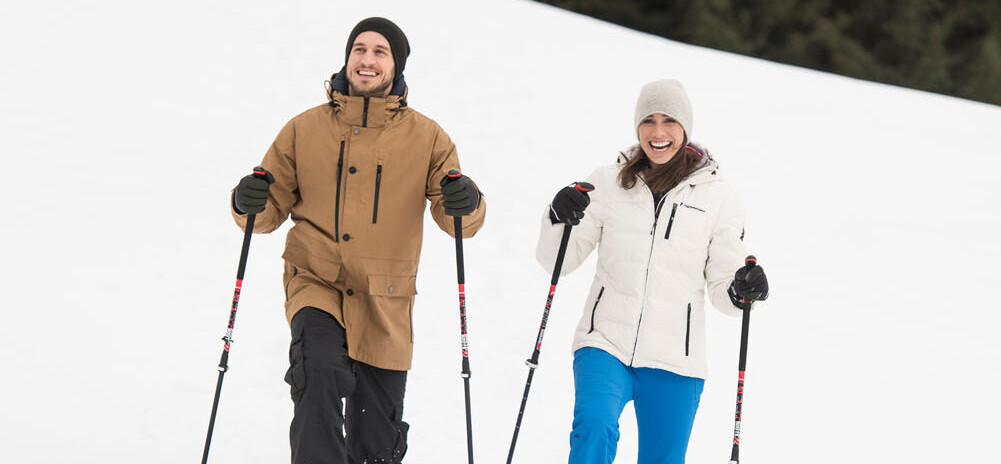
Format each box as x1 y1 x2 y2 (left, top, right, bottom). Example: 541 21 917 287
549 182 595 225
233 166 274 215
728 255 769 310
440 169 480 216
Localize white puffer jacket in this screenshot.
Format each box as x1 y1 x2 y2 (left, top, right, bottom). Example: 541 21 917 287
536 150 748 379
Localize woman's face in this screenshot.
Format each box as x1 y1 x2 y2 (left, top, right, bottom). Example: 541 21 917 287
637 113 685 165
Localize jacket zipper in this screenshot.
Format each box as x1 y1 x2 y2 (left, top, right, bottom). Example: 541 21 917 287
587 286 605 334
372 164 383 224
362 97 369 127
664 203 679 239
632 192 670 365
334 141 344 242
685 303 692 356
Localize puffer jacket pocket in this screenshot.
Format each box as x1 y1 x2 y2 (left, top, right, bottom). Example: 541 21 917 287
664 203 679 239
665 202 712 251
588 286 605 334
685 303 692 356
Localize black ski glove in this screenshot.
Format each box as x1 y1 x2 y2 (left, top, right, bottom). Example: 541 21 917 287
549 182 595 225
440 169 480 216
233 166 275 215
728 255 769 310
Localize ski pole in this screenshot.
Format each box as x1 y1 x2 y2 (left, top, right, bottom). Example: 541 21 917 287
447 169 475 464
730 255 757 464
201 166 268 464
506 182 593 464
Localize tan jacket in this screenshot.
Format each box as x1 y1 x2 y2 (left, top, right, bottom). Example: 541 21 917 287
233 86 486 370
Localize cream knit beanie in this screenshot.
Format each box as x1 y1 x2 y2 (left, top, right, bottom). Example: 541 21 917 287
634 79 693 138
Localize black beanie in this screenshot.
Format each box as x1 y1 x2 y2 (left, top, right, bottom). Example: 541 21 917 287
344 17 410 84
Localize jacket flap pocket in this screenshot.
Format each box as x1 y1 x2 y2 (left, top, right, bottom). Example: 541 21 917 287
368 275 417 296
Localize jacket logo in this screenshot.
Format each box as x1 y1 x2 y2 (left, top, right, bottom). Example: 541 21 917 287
680 203 706 212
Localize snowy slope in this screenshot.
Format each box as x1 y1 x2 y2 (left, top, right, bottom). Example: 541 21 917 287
2 0 1000 463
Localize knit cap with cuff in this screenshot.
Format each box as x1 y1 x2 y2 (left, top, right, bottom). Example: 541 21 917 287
344 17 411 84
634 79 693 138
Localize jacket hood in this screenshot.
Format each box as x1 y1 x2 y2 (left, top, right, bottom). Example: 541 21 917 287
325 67 408 127
327 66 408 101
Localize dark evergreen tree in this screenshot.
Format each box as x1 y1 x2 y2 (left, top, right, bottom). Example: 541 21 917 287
537 0 1000 105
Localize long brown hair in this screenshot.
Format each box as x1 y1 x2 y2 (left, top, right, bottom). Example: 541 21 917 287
617 141 706 194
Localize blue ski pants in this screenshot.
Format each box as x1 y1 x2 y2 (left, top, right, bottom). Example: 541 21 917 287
569 347 705 464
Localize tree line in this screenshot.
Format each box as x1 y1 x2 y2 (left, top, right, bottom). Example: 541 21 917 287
537 0 1001 106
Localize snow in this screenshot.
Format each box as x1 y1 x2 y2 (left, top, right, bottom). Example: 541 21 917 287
2 0 999 462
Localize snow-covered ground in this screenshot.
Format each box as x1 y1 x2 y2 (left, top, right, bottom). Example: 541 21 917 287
2 0 999 462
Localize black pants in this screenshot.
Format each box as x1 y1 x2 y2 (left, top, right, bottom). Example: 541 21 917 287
286 307 409 464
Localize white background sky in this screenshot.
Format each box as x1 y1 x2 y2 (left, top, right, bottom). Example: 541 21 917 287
2 0 1000 463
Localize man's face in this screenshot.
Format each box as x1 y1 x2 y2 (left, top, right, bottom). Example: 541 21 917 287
346 31 395 98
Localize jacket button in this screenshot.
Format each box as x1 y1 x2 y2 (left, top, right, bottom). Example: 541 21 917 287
346 289 354 296
353 128 360 135
342 234 351 241
388 286 395 293
349 166 357 174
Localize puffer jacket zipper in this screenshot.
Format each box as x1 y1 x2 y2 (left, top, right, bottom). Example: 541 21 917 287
334 141 345 242
685 303 692 356
372 164 383 223
664 203 679 239
631 191 670 365
587 286 605 334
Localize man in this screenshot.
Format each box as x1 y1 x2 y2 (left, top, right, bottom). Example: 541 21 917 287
231 17 486 464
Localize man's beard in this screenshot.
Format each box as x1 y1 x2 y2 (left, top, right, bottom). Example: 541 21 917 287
348 78 393 98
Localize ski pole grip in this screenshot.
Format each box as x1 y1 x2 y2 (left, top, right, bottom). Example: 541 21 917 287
739 255 758 306
441 169 463 187
574 182 594 193
251 166 274 184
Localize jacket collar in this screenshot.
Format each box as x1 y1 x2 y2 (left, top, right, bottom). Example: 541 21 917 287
326 67 408 128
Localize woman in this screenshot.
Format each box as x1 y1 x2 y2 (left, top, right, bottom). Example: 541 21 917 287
536 79 769 464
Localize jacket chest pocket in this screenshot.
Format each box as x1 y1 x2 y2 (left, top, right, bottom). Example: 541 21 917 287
372 163 383 224
663 203 711 251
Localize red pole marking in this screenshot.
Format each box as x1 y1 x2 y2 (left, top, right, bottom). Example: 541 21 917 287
233 280 243 303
